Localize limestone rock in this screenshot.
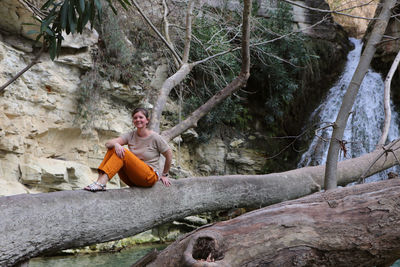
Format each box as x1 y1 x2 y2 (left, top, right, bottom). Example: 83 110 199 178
181 129 199 143
109 81 146 105
61 28 99 49
226 149 266 174
0 0 39 40
195 138 227 175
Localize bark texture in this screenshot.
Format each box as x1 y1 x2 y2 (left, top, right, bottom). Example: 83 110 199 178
324 0 396 189
1 140 400 266
149 178 400 267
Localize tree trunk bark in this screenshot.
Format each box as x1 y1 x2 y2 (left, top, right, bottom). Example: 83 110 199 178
150 63 193 133
148 178 400 267
1 140 400 266
324 0 396 190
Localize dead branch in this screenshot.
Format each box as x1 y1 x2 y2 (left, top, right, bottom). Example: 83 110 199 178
377 48 400 146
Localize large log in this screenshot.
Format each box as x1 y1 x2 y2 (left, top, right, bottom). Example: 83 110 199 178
148 179 400 266
0 140 399 266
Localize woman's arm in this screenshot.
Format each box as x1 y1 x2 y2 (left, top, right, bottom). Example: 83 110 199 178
160 149 172 187
105 137 127 158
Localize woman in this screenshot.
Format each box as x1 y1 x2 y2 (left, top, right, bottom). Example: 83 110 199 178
84 108 172 191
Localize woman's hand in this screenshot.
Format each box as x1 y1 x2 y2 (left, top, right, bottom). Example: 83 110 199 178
114 143 125 158
160 175 171 187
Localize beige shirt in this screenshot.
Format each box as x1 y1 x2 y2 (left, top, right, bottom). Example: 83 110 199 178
120 131 170 173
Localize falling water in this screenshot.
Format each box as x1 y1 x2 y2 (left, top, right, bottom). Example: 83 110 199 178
298 38 399 182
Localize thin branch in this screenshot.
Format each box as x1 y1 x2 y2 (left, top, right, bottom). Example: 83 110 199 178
131 0 183 65
19 0 46 19
0 46 44 94
191 34 229 85
315 123 335 142
191 14 329 68
378 35 400 45
360 139 400 183
282 0 377 20
251 15 329 47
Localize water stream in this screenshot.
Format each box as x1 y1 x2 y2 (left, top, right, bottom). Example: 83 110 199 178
298 38 399 182
30 244 166 267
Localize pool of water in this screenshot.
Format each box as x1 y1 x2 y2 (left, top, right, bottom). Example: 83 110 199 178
30 244 167 267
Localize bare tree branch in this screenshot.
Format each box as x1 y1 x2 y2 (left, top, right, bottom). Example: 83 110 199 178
283 0 377 20
182 0 195 63
377 48 400 146
360 139 400 182
0 46 44 94
161 0 252 141
131 0 182 65
162 0 180 69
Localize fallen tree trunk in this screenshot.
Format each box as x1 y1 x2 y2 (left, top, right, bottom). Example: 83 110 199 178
0 140 399 266
148 178 400 266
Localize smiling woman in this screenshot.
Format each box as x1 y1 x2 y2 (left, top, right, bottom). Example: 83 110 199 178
84 107 173 191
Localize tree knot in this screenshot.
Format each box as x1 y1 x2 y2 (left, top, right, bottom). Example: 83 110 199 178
182 230 228 266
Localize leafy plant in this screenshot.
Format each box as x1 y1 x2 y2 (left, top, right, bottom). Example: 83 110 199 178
180 10 247 142
38 0 130 60
249 2 319 126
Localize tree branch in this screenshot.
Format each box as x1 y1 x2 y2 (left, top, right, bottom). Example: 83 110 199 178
283 0 377 20
377 48 400 146
0 46 44 94
161 0 252 141
131 0 182 65
182 0 195 63
162 0 180 69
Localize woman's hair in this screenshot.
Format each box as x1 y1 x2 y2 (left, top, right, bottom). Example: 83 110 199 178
132 107 150 119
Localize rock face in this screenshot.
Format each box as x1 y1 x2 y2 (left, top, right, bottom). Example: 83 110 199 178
0 0 349 196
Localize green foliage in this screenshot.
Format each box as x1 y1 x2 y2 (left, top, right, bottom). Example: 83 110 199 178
182 3 319 141
185 90 251 143
250 2 319 126
181 11 248 142
190 16 241 88
39 0 130 60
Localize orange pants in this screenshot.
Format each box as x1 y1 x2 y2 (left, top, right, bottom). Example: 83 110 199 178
98 148 158 187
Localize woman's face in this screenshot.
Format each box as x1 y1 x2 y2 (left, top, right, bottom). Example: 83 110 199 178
132 111 149 129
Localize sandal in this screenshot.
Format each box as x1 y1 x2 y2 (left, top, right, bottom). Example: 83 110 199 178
84 181 107 192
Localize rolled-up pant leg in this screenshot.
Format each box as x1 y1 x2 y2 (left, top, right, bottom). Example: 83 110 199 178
98 148 157 187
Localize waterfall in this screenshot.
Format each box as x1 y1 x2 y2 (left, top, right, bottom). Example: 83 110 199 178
298 38 399 182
